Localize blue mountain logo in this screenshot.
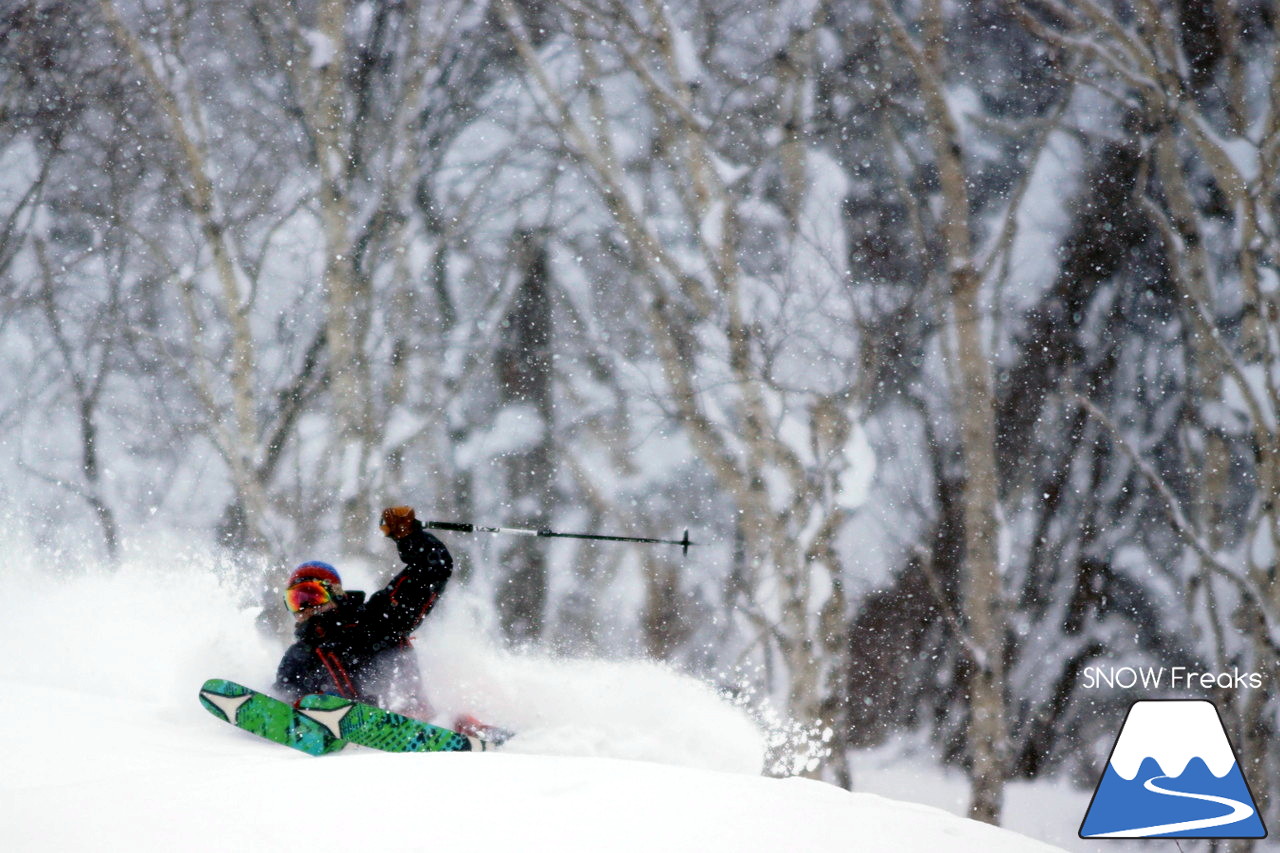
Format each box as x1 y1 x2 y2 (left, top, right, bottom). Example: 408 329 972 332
1080 700 1267 838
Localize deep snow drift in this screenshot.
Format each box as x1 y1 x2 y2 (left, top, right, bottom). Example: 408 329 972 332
0 544 1062 851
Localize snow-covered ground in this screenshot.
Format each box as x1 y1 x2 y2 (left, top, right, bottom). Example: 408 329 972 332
1 548 1082 851
3 678 1058 852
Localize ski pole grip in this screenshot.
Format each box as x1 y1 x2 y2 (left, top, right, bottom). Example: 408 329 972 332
421 520 476 534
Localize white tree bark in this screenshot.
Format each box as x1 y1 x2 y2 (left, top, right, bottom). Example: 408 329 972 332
871 0 1009 823
498 0 861 778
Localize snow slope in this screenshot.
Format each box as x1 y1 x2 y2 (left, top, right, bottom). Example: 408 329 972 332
0 550 1060 852
2 680 1059 853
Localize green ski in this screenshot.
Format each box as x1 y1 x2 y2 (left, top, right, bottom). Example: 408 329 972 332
198 678 345 756
296 693 481 752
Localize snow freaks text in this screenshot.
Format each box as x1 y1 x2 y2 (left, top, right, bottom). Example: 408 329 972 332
1082 667 1264 691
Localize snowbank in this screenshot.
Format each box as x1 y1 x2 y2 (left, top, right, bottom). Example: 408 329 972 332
0 550 1061 851
2 679 1059 852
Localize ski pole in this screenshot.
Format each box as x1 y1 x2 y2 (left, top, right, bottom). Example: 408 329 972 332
421 520 695 556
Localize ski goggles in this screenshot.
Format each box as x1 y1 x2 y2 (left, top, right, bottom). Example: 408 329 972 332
284 579 337 613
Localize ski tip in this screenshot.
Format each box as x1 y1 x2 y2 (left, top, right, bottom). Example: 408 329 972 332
200 677 248 696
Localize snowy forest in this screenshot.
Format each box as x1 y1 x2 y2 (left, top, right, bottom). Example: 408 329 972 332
2 0 1278 836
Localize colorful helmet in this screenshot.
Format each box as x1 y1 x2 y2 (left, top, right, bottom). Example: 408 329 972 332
287 561 342 588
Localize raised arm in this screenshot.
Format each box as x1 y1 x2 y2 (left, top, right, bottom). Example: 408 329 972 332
365 506 453 639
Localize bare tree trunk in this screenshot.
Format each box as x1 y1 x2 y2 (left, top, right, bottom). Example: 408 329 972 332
495 230 555 642
1020 0 1280 836
640 551 693 661
871 0 1009 821
34 238 120 563
952 264 1008 824
497 1 861 773
310 0 374 551
98 0 271 554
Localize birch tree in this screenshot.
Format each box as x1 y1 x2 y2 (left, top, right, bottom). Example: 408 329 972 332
1 0 165 557
866 0 1015 821
494 229 556 642
494 0 871 778
232 0 483 551
97 0 279 554
1019 0 1280 834
87 0 503 564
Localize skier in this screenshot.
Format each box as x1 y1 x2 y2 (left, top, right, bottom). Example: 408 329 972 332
275 505 504 741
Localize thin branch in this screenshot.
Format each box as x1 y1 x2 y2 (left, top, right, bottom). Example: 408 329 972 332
1074 394 1280 656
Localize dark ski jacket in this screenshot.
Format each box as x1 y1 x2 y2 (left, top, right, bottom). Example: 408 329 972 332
275 525 451 708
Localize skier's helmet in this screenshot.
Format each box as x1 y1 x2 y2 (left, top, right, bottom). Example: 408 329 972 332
287 561 342 588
